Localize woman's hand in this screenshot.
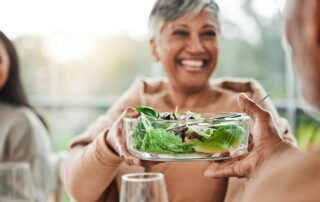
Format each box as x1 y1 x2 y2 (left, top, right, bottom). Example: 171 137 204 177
106 108 142 165
106 108 159 167
204 93 283 178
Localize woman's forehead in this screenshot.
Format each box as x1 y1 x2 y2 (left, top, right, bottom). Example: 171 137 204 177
162 9 219 30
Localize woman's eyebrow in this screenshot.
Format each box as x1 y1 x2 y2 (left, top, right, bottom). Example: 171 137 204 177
202 24 218 29
171 24 189 29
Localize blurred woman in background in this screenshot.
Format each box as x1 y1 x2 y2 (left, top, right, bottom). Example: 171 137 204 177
0 31 60 202
61 0 296 201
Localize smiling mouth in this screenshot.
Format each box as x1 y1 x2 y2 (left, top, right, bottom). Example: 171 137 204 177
177 59 208 72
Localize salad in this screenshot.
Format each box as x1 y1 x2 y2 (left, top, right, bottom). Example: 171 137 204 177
125 106 249 159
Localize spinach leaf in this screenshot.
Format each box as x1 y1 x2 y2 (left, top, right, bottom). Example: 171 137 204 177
191 125 244 153
209 125 244 148
132 120 146 150
136 106 158 118
137 113 195 154
141 128 196 154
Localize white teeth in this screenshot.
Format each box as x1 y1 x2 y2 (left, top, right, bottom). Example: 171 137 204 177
183 65 202 71
181 60 203 67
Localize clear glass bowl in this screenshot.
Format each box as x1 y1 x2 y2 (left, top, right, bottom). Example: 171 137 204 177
125 113 249 161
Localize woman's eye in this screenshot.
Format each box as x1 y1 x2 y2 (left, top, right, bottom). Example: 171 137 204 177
173 30 189 36
202 31 216 37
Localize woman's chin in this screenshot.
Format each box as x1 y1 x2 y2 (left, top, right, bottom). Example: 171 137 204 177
178 79 209 93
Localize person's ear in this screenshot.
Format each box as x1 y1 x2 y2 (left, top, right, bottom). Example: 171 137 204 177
149 39 160 61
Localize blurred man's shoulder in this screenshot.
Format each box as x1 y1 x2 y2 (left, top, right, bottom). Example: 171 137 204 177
244 145 320 202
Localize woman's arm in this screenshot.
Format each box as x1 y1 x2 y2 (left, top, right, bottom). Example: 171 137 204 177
6 114 34 162
61 78 145 201
61 129 124 201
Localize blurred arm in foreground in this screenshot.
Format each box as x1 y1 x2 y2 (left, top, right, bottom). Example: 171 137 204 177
206 0 320 201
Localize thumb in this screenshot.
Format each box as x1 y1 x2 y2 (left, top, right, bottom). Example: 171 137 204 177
237 93 265 120
124 107 140 118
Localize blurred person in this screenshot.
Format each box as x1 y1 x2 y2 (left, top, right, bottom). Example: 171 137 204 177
61 0 295 201
0 31 61 202
205 0 320 201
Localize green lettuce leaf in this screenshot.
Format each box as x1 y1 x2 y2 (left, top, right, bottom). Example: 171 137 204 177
134 113 195 154
190 125 244 153
136 106 158 119
141 128 196 154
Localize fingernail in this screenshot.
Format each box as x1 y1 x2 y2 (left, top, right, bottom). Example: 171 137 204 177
237 93 246 108
238 93 247 100
134 159 139 165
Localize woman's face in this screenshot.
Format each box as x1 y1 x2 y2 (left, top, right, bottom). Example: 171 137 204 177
0 40 10 90
150 9 219 93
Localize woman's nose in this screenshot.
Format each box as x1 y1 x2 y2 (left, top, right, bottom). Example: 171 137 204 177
186 35 205 54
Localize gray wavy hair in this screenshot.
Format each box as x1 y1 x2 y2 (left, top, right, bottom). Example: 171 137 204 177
148 0 220 39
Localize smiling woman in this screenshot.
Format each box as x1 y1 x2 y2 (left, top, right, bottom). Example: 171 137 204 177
60 0 295 202
0 31 61 202
0 39 10 89
150 8 219 93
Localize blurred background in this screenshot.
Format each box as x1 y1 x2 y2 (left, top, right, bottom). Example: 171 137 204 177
1 0 319 153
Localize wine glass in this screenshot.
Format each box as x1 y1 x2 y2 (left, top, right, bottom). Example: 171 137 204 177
0 162 35 202
120 172 168 202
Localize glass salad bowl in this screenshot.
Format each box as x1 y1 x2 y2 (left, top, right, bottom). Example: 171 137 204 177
124 107 250 161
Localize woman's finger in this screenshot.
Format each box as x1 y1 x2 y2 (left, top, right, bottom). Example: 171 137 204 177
123 107 140 118
141 160 160 167
123 151 141 165
117 107 141 165
118 141 141 165
204 163 236 178
114 108 140 128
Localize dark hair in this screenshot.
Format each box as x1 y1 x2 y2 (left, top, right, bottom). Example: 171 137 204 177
0 31 48 129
